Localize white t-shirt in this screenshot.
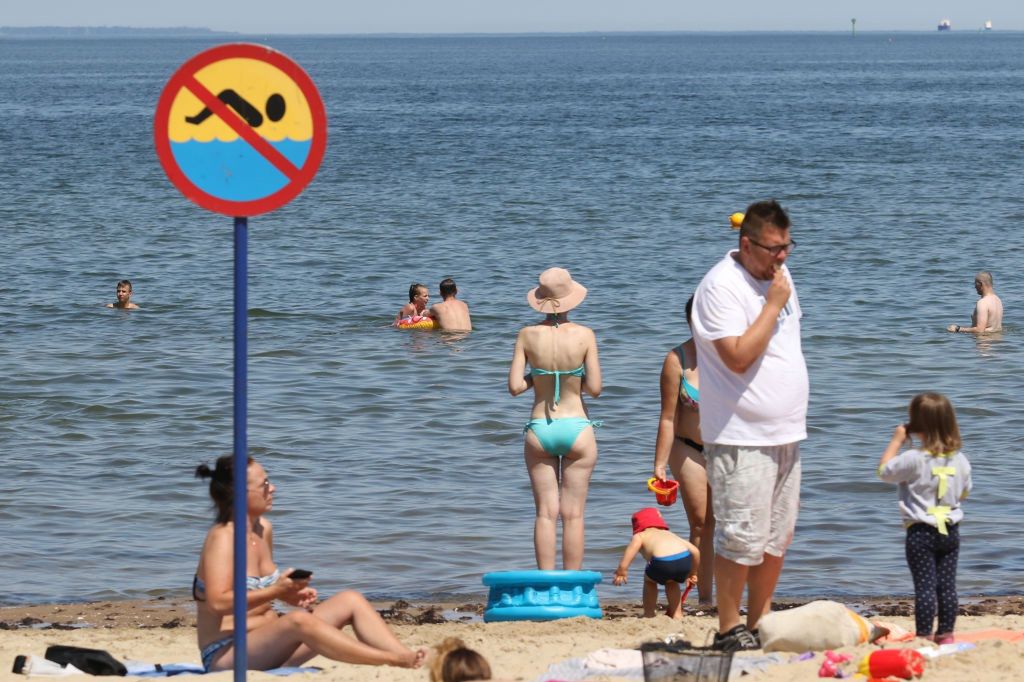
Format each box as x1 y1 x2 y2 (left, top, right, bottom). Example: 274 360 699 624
692 250 809 446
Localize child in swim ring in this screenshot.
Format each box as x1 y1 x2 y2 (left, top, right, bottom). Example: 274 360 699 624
877 393 972 644
613 507 699 619
395 282 429 325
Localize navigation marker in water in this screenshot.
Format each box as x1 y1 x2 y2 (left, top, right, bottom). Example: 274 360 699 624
154 43 327 216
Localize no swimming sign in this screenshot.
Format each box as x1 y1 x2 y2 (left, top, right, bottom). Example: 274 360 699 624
154 43 327 216
153 46 330 676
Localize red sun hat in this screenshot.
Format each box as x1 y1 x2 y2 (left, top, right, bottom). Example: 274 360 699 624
632 507 669 534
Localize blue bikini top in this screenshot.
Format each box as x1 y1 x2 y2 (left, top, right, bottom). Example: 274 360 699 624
673 345 699 410
530 365 585 405
192 568 281 602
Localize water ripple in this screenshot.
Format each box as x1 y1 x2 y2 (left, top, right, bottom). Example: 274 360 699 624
2 33 1024 604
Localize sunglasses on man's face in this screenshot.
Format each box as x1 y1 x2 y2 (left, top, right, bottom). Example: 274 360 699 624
746 237 796 256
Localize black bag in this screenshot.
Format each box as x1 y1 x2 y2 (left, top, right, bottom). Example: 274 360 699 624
44 645 127 676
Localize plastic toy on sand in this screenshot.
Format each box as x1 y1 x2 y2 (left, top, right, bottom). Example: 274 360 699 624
482 570 602 622
396 315 438 330
818 650 853 678
857 648 925 679
647 477 679 506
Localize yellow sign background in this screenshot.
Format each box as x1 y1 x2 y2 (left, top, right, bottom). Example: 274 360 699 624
167 58 313 143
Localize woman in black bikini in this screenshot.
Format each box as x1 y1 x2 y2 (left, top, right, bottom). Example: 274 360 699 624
652 296 714 604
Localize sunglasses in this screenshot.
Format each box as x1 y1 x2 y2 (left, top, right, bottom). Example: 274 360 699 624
248 479 272 493
746 237 796 256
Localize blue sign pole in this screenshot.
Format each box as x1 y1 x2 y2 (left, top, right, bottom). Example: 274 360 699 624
232 216 249 681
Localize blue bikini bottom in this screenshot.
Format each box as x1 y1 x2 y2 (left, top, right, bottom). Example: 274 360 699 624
200 637 233 672
524 417 602 457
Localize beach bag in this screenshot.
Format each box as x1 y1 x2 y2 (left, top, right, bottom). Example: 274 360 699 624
45 645 126 676
757 600 888 653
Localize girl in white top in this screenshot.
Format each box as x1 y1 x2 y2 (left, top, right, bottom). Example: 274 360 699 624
877 392 972 643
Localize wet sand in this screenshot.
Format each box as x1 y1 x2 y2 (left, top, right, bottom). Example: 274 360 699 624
1 597 1021 681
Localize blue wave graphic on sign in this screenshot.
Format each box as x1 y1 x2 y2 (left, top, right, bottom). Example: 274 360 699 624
170 139 312 202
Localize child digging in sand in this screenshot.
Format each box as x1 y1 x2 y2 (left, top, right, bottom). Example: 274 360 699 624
613 507 699 619
877 392 972 644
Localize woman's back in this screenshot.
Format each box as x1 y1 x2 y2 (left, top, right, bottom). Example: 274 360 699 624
519 321 598 417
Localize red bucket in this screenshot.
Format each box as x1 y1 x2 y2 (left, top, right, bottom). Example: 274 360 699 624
647 478 679 506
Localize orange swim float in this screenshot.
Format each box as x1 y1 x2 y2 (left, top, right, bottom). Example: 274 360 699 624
396 315 438 330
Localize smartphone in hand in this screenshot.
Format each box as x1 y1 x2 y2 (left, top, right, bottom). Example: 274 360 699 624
288 569 313 580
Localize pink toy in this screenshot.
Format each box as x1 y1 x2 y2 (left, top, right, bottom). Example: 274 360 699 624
818 650 853 678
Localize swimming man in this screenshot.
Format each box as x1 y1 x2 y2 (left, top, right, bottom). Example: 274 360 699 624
106 279 140 310
947 271 1003 333
427 278 472 331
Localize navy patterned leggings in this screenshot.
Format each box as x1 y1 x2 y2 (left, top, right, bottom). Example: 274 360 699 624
905 522 960 637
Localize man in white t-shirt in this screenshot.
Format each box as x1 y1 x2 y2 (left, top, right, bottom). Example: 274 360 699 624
691 200 809 652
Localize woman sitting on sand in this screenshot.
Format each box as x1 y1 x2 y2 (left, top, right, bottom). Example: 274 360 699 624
508 268 601 570
192 455 426 672
652 296 714 604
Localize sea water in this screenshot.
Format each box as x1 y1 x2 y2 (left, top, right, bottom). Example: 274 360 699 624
1 32 1022 604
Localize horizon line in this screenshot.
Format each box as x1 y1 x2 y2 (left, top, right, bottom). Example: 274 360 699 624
2 26 1022 37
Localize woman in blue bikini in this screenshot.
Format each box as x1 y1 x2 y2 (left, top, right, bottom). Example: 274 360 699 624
652 295 714 604
508 267 602 570
193 455 426 672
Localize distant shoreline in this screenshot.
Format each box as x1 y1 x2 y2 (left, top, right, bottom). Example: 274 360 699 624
2 27 1021 39
0 26 236 38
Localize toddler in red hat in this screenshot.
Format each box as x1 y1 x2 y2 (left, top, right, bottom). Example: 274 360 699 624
614 507 699 619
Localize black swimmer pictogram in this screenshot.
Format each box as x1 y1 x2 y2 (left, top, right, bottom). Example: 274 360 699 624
186 90 286 127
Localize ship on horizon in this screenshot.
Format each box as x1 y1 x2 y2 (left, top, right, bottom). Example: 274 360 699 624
938 18 952 31
984 20 993 31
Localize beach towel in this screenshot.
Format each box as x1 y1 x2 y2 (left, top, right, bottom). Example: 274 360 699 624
917 642 976 659
535 648 787 681
123 663 320 677
950 628 1024 644
536 648 644 681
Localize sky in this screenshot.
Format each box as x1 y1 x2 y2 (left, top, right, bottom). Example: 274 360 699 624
4 0 1021 34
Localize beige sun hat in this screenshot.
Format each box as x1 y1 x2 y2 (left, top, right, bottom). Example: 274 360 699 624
527 267 587 313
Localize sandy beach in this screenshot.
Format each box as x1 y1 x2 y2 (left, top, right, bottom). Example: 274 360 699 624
2 597 1022 681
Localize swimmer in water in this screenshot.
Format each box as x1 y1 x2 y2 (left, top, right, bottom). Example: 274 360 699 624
106 279 140 310
395 283 429 324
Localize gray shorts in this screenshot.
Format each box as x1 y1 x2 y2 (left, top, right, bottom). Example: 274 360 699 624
706 443 801 566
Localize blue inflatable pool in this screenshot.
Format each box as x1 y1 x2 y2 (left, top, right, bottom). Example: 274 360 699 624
482 570 603 622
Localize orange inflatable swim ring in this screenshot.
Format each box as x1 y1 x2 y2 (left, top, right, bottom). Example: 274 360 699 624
397 315 438 330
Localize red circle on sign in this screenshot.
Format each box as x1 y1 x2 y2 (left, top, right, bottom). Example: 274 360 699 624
154 43 327 217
